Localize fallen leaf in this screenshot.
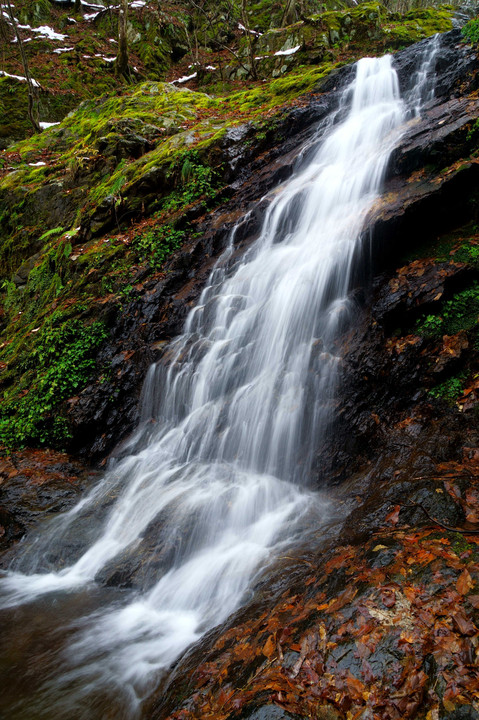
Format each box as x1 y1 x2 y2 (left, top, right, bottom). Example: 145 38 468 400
452 612 477 636
385 505 400 526
457 569 474 595
381 589 396 608
262 634 276 658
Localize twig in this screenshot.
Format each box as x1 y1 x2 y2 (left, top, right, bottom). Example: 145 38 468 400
403 501 479 535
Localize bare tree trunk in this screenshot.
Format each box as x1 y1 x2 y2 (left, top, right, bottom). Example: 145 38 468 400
189 0 253 79
74 0 82 13
0 16 10 66
281 0 298 26
116 0 130 78
240 0 257 79
5 0 40 133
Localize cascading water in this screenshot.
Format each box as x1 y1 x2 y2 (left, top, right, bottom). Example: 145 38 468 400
0 53 415 719
407 33 440 116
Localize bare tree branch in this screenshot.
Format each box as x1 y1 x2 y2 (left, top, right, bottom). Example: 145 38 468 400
4 0 41 134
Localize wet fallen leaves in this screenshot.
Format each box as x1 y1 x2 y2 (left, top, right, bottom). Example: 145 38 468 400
160 460 479 720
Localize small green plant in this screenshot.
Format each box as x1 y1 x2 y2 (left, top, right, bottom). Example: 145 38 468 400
1 279 20 316
415 313 444 337
415 282 479 338
454 241 479 266
131 223 185 268
0 318 108 448
162 150 219 214
429 373 467 405
38 226 65 242
462 17 479 44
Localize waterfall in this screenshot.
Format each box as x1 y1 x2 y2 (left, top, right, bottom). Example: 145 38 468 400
407 33 441 116
0 54 409 719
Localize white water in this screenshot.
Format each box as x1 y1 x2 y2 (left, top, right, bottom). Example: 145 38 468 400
1 56 407 718
408 33 441 116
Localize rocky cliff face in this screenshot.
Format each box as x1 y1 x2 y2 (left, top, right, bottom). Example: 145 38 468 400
54 30 479 468
140 32 479 720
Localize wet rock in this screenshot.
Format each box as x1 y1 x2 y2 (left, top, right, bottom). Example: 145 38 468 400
239 706 307 720
88 194 116 236
97 131 153 161
0 449 93 561
443 707 479 720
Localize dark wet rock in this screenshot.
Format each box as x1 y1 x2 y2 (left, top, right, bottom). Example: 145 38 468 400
444 708 479 720
238 706 307 720
0 449 94 561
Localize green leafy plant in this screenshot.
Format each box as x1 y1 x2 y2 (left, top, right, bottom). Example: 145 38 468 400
38 226 65 242
429 373 467 404
415 313 443 338
131 223 185 268
462 17 479 44
415 282 479 338
0 318 108 448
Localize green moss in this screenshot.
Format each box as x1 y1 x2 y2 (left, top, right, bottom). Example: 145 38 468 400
382 6 453 50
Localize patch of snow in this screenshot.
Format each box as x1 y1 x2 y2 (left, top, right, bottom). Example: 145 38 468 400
84 11 100 20
13 22 68 41
130 0 146 6
95 54 116 62
109 38 118 43
28 161 46 166
205 65 216 70
171 72 197 84
53 46 74 54
57 0 103 4
238 22 262 37
274 45 301 56
0 70 41 87
34 25 68 40
67 17 77 23
39 122 60 129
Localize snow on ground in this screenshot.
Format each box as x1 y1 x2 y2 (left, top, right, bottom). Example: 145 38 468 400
35 25 68 40
14 23 68 41
0 70 41 87
95 54 116 62
39 122 60 129
274 45 301 56
238 22 262 36
171 72 197 84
